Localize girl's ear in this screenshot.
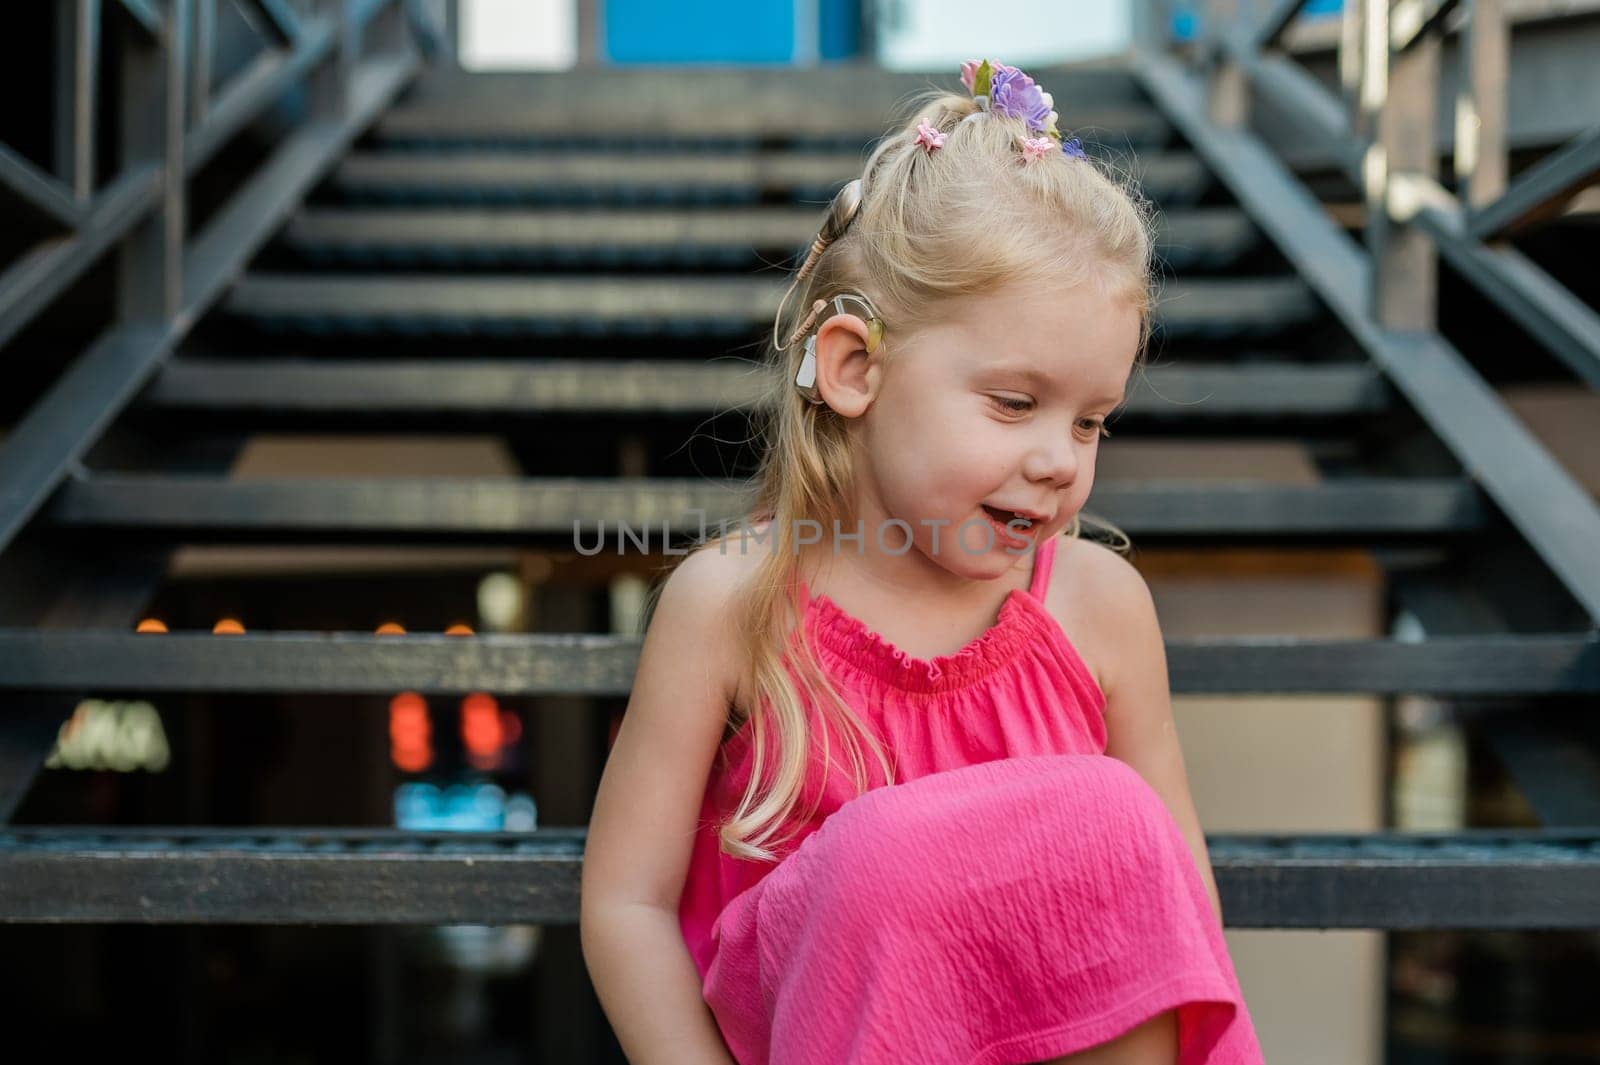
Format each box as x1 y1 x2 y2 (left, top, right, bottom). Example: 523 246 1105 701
811 314 882 417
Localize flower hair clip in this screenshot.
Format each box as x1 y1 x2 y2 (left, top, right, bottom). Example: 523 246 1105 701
958 58 1086 161
913 119 947 155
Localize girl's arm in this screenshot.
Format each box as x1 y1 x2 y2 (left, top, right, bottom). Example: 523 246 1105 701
580 548 746 1064
1089 547 1226 926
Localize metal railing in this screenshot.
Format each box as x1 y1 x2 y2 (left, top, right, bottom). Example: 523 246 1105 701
1167 0 1600 385
0 0 427 555
1135 0 1600 625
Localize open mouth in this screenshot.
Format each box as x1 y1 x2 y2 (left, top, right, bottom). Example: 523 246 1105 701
981 505 1037 536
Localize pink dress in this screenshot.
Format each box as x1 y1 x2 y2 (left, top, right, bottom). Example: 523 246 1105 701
677 532 1263 1064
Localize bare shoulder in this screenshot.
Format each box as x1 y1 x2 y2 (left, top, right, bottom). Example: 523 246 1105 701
1044 534 1161 697
656 526 771 701
654 532 761 650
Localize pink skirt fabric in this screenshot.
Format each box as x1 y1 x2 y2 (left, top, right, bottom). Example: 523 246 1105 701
702 753 1263 1065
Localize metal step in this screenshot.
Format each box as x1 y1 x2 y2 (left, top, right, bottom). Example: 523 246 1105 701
139 359 1391 422
373 102 1170 148
1 630 1593 696
43 474 1485 543
329 150 1212 207
2 825 1598 928
278 206 1258 271
223 275 1318 337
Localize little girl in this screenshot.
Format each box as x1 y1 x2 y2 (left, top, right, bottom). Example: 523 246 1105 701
582 60 1264 1065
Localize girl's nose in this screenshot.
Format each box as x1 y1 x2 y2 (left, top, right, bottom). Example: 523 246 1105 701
1023 433 1079 486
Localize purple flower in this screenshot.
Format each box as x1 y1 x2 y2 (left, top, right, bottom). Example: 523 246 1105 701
988 63 1052 133
1061 136 1086 159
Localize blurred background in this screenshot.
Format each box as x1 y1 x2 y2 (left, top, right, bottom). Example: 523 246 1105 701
2 1 1599 1062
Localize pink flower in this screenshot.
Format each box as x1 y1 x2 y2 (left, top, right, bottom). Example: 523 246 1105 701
1021 136 1054 163
913 120 947 154
960 60 981 91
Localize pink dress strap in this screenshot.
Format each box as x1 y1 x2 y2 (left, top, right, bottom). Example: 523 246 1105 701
1027 532 1059 601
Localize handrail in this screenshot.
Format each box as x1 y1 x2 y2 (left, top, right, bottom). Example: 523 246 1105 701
0 0 433 555
0 0 442 352
1190 1 1600 390
1144 0 1600 623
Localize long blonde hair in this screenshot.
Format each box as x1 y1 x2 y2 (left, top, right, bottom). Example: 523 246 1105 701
646 83 1156 864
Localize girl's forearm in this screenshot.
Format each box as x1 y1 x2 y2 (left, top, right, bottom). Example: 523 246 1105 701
581 901 739 1065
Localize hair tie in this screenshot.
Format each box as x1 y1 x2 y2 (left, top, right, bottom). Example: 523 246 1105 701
913 120 947 154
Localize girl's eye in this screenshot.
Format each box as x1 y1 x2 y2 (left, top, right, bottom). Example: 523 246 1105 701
1078 419 1111 439
990 395 1033 414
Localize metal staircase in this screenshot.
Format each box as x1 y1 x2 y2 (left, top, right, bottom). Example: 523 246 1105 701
3 0 1600 1054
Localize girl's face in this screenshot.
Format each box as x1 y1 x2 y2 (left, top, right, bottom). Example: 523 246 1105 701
819 279 1140 584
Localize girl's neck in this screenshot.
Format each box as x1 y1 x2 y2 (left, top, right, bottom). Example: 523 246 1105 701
797 537 1035 612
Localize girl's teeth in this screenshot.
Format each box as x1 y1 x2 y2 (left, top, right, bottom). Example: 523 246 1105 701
985 506 1032 528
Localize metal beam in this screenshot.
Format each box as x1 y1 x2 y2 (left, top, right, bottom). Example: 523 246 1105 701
276 205 1259 271
0 144 83 228
374 102 1170 145
55 0 102 202
0 53 419 558
0 702 64 823
40 474 1487 542
1220 31 1600 392
241 0 303 44
186 55 419 311
139 358 1390 422
1389 0 1461 52
0 541 186 825
330 150 1211 207
2 825 1599 928
0 165 162 352
0 629 1593 697
1468 125 1600 239
0 13 342 352
1254 0 1312 51
1394 174 1600 391
1136 49 1600 622
222 275 1317 337
1476 710 1600 826
185 14 338 171
115 0 162 37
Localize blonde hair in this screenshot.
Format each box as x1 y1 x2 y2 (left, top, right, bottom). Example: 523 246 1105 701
647 84 1157 864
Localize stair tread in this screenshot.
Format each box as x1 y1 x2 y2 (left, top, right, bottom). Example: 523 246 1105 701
374 103 1168 144
224 275 1317 334
2 825 1598 927
280 205 1256 268
43 473 1486 539
1 629 1593 696
330 150 1211 205
142 358 1390 418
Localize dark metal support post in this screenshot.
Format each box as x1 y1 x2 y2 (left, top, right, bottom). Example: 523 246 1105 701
1369 0 1440 330
56 0 101 204
311 0 355 119
192 0 214 128
1206 1 1249 129
1460 0 1508 210
1336 0 1361 113
118 0 187 321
